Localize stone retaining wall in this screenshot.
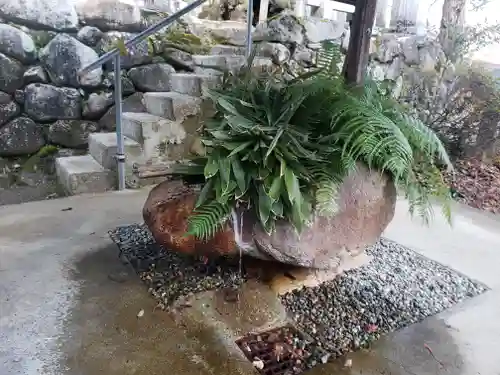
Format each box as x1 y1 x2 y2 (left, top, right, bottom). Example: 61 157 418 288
368 32 452 99
0 1 456 162
0 3 172 158
0 7 349 161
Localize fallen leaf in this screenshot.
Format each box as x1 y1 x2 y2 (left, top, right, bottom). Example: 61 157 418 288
267 332 280 343
273 343 285 361
424 343 444 368
223 288 239 303
252 358 264 370
107 271 129 283
241 342 251 352
444 158 500 214
365 324 378 333
137 309 145 318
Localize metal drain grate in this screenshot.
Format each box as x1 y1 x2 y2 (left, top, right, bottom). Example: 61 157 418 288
236 325 329 375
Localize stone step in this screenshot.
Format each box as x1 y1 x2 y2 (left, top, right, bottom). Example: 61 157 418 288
193 67 225 76
55 154 114 195
121 112 187 164
142 92 202 121
208 44 289 65
169 73 222 97
192 54 274 73
125 161 179 189
88 132 143 170
192 54 242 70
188 19 249 46
209 45 246 56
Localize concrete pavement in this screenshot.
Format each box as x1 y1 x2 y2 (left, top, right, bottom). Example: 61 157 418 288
0 189 212 375
334 199 500 375
1 191 500 375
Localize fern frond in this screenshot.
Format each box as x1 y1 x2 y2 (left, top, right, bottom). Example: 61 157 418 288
399 161 452 225
330 93 414 178
393 112 453 170
308 159 347 216
314 174 343 215
316 41 343 77
186 200 231 241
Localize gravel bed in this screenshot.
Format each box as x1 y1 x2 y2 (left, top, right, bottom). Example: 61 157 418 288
281 238 488 357
109 223 247 307
110 224 488 360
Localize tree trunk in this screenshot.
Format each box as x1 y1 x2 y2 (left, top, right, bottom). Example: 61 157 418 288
438 0 467 63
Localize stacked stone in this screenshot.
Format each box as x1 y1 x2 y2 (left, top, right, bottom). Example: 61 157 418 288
0 5 351 159
368 32 453 101
0 1 453 187
0 0 184 158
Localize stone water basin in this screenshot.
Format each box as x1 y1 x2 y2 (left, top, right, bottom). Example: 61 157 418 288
142 163 397 273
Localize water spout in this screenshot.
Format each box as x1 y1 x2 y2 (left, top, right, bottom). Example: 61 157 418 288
231 207 273 262
231 208 244 251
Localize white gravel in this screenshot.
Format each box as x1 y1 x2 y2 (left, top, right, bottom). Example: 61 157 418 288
281 238 488 357
110 225 488 360
109 224 246 306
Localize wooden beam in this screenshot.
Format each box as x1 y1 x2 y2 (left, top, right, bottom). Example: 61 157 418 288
343 0 377 85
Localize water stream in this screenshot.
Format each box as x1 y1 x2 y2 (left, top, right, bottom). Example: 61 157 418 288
231 208 244 279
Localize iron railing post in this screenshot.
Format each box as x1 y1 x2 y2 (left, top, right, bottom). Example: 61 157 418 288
114 55 126 191
75 0 262 191
245 0 254 58
78 0 207 77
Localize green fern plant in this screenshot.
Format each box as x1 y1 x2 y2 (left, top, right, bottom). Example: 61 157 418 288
316 40 343 78
179 69 323 239
323 80 453 223
174 44 453 240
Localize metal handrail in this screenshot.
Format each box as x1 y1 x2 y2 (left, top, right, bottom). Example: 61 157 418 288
78 0 254 190
79 0 207 77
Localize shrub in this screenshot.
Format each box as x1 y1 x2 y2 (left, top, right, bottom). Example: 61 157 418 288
174 47 453 240
398 62 500 160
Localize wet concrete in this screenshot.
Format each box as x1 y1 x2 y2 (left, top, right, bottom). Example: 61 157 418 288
318 200 500 375
62 245 233 375
385 199 500 288
0 190 225 375
313 288 500 375
171 281 290 375
1 192 500 375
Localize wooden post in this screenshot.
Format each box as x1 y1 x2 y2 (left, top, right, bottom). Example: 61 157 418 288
343 0 378 85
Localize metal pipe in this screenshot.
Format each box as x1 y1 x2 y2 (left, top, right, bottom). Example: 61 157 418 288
114 55 126 191
78 0 207 77
245 0 254 59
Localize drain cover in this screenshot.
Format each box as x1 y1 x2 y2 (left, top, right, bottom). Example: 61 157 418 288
236 325 329 375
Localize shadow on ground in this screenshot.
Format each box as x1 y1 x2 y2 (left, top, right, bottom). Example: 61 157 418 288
60 245 225 375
